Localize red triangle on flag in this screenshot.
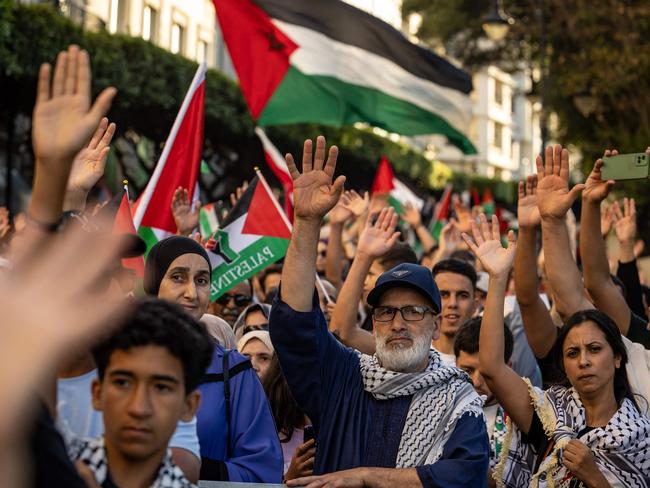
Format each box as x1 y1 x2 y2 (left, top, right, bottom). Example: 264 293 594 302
113 192 145 277
371 156 395 195
213 0 297 118
241 179 291 239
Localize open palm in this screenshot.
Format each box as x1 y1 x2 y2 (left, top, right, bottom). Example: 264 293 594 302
517 174 540 228
535 144 585 220
357 207 400 259
285 136 346 221
68 117 115 193
462 214 516 278
583 151 616 205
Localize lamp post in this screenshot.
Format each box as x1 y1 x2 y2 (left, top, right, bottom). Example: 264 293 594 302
482 0 510 41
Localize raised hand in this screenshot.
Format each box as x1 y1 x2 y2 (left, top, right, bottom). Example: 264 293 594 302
357 207 400 259
462 214 516 279
583 150 616 205
171 187 200 236
67 117 115 194
454 200 473 234
611 198 636 244
402 202 422 229
285 136 345 222
536 144 585 220
438 218 460 254
229 181 248 208
342 190 369 217
328 192 353 225
517 174 541 228
600 201 613 237
32 45 116 172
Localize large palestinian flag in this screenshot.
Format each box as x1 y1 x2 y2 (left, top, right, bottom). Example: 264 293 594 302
208 173 291 300
213 0 476 154
133 63 206 250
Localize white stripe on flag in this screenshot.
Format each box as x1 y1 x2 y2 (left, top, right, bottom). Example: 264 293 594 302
254 127 291 179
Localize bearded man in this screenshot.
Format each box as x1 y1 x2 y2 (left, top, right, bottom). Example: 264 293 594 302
269 136 489 488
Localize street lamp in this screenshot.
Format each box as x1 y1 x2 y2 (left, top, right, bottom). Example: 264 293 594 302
482 0 510 41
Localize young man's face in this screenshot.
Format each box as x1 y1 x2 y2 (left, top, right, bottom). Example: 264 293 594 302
434 272 478 339
92 345 200 462
456 350 495 406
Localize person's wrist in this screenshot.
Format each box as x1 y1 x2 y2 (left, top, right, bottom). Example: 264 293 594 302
489 272 510 284
63 187 89 212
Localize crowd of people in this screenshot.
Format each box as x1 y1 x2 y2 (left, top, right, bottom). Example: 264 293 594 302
2 44 650 488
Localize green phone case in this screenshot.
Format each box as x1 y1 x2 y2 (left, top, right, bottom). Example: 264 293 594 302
601 153 650 180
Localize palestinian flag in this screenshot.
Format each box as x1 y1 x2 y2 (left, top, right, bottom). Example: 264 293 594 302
371 156 423 215
98 189 146 277
213 0 476 154
254 127 294 221
199 202 220 239
482 188 495 216
430 184 453 241
207 172 291 300
133 63 206 250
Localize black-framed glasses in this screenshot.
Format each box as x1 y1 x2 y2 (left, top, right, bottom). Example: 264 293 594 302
215 293 251 307
243 323 269 335
372 305 434 322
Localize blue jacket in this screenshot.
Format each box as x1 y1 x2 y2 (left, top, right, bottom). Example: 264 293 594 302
196 343 283 482
270 293 489 487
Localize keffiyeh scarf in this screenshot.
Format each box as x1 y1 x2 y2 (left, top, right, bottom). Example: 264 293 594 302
68 436 195 488
496 379 650 488
359 349 484 467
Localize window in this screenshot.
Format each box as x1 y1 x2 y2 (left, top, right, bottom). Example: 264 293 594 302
109 0 119 33
142 5 157 42
493 122 503 148
494 79 503 105
197 39 208 63
109 0 128 34
171 23 184 54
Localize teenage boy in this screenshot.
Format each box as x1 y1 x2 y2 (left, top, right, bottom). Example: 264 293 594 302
67 298 213 487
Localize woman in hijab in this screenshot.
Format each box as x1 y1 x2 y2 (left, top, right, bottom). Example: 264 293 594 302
144 236 283 483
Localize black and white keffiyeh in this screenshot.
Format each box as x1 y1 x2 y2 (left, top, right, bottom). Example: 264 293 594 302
495 379 650 488
359 349 484 467
67 436 195 488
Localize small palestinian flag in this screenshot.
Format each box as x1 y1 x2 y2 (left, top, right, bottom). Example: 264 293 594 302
430 184 453 241
255 127 294 221
207 172 291 300
199 203 220 239
133 63 206 251
482 188 495 216
370 156 423 215
213 0 476 154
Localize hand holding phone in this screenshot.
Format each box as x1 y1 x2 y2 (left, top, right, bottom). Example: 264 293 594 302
601 153 650 181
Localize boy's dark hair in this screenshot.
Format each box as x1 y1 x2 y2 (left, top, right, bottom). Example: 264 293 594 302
454 317 514 363
93 298 213 393
378 242 417 270
258 264 282 293
449 249 477 266
432 258 477 289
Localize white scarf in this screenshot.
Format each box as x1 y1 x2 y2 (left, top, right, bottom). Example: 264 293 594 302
359 349 484 467
496 379 650 488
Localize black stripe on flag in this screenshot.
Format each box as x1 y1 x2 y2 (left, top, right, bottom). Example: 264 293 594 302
221 176 258 227
254 0 472 94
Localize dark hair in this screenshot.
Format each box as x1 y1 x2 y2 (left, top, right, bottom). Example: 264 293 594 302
259 264 282 293
93 298 213 393
449 249 477 266
454 317 513 363
262 355 305 441
378 242 417 270
555 309 641 410
432 258 477 289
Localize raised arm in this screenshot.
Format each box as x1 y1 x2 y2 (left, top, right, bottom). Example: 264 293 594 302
325 191 355 290
403 203 435 254
514 175 558 358
462 215 534 434
536 145 592 319
280 136 345 312
329 207 400 354
580 154 631 333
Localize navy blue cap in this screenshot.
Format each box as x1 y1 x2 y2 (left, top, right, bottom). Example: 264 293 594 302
366 263 441 313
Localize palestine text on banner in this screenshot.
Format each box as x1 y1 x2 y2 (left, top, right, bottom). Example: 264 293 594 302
213 0 477 154
208 172 291 300
370 156 423 215
133 63 206 250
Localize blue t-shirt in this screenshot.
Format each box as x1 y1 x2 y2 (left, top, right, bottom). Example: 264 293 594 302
269 292 489 487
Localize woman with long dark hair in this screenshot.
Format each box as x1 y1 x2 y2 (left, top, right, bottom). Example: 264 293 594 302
464 214 650 488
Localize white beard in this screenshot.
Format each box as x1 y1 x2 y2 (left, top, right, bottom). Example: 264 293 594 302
375 330 433 373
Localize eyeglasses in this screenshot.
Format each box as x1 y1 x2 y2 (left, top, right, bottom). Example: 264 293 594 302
215 293 251 307
372 305 434 322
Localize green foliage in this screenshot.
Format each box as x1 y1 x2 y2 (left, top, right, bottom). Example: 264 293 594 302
0 0 436 203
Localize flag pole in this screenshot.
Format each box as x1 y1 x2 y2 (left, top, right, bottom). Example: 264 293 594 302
254 167 333 304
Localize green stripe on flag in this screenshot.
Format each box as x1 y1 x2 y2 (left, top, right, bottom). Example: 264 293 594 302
387 195 405 215
138 226 160 259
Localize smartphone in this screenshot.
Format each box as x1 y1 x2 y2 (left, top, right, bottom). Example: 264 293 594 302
601 153 650 181
303 425 316 444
